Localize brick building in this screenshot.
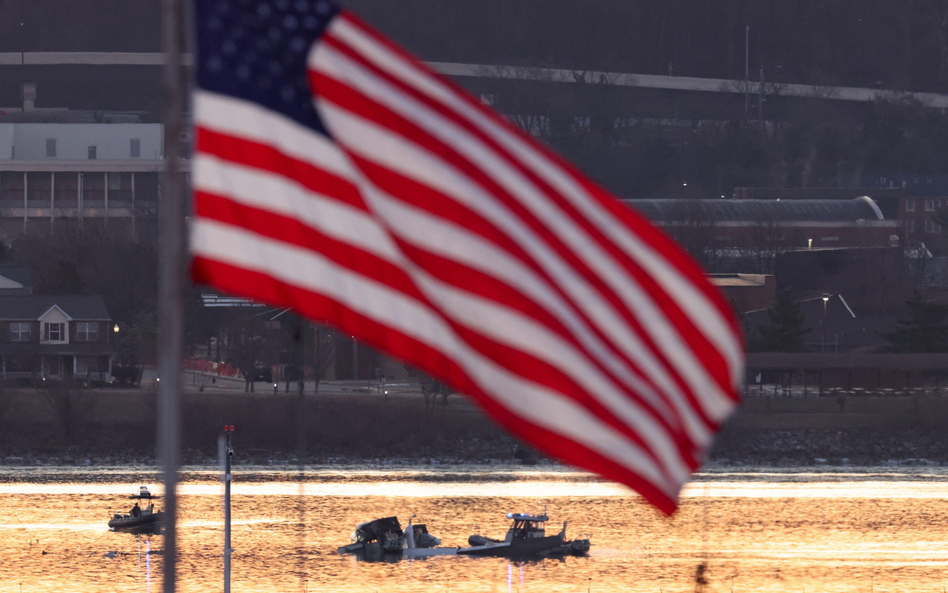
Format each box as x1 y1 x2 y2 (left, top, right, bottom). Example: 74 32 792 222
0 294 115 382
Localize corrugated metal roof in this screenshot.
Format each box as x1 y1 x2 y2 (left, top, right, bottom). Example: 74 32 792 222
0 295 111 320
625 197 884 223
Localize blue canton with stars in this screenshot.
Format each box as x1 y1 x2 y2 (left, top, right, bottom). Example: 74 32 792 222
196 0 341 136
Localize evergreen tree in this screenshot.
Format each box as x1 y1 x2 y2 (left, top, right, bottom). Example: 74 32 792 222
755 291 811 352
878 291 948 353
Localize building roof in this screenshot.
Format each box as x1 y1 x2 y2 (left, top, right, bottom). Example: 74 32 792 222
0 295 110 320
0 265 32 294
625 197 885 223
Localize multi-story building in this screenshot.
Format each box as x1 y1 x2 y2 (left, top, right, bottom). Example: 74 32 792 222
0 121 167 242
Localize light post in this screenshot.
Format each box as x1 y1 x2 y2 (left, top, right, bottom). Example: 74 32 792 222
219 425 235 593
822 294 830 353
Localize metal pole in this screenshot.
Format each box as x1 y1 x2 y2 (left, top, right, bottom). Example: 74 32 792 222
295 318 307 590
758 66 764 121
744 25 749 120
352 337 358 380
159 0 188 590
220 427 234 593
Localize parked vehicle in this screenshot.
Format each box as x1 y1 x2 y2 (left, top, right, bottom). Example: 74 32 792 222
249 366 272 383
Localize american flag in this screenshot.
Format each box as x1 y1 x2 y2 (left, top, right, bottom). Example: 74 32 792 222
191 0 744 514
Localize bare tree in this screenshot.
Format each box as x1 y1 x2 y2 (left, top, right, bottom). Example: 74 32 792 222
38 384 88 444
312 325 336 394
419 375 450 411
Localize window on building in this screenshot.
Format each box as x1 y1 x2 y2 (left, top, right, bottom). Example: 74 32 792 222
46 322 63 341
926 219 942 234
88 146 97 160
926 199 942 211
76 322 98 342
130 138 141 158
46 138 56 157
9 322 31 342
906 199 915 212
906 219 915 233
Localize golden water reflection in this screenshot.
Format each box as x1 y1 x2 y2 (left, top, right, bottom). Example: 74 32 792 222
1 468 947 592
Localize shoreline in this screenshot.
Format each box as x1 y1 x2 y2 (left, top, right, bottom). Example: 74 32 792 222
4 389 948 469
2 433 947 471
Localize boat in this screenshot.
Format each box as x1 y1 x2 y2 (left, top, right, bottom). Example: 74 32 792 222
459 512 591 558
338 515 446 558
108 486 163 533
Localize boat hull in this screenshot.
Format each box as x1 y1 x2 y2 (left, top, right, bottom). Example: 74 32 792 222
109 512 162 533
458 534 565 558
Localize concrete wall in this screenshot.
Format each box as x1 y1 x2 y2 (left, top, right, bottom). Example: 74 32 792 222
0 125 12 159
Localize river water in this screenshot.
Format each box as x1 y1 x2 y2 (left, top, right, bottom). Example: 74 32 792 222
1 465 947 593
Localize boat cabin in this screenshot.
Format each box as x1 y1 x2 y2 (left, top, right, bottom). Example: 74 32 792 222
504 513 549 541
127 486 159 515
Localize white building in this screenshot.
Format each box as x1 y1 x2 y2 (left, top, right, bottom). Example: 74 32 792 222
0 123 174 241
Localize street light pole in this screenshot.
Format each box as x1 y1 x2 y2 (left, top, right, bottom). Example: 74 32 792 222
219 426 234 593
822 295 830 353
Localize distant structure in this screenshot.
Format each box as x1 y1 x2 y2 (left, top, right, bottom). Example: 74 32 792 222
708 273 775 314
627 197 900 250
733 186 948 250
0 265 32 294
0 294 115 382
0 120 167 242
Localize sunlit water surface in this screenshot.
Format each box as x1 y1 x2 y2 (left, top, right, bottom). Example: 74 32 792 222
1 465 947 592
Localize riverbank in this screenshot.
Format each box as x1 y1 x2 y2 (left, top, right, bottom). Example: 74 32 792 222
2 388 948 467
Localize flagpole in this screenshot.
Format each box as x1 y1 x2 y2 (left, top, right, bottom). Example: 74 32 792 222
159 0 189 590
